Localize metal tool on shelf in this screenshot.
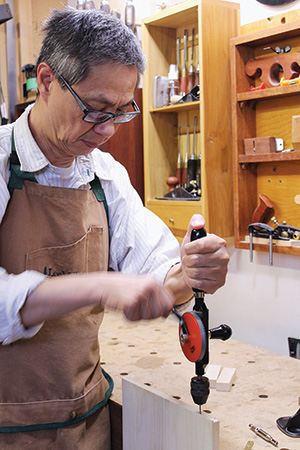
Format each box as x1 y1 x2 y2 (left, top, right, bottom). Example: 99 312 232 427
187 28 195 93
172 228 232 413
187 116 197 185
179 30 188 96
248 218 300 266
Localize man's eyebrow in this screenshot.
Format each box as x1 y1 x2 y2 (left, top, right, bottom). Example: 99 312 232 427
87 94 133 108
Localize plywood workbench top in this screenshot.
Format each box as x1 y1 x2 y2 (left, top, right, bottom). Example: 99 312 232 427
99 310 300 450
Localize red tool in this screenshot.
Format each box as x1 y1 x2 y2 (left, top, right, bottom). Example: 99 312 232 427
250 82 266 91
173 228 232 413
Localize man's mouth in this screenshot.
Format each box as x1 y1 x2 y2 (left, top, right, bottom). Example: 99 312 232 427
81 139 99 149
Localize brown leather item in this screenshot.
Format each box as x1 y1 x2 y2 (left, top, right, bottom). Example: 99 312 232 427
0 180 111 449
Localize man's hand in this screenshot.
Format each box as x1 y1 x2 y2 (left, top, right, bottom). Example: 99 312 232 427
180 214 229 294
99 274 175 321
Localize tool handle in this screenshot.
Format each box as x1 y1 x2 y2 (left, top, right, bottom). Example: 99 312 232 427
194 65 199 86
166 176 178 192
191 227 207 296
175 167 182 186
187 159 197 185
187 70 194 94
180 72 187 96
191 227 207 241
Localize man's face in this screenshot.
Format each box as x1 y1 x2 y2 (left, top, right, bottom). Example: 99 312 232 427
46 62 138 162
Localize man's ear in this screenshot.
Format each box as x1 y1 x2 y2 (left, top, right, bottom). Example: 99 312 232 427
36 63 55 102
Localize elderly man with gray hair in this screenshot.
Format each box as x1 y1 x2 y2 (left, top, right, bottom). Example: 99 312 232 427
0 7 228 448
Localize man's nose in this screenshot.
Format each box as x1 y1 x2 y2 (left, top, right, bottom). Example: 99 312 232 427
93 119 116 140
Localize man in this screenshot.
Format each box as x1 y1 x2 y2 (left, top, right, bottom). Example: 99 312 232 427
0 7 229 449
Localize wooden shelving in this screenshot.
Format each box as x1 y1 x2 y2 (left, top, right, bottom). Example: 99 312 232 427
142 0 239 241
231 19 300 255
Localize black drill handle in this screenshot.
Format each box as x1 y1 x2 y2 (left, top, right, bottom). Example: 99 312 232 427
191 227 207 241
209 324 232 341
191 227 207 297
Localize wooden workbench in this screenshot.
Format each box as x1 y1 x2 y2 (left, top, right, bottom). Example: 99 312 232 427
99 310 300 450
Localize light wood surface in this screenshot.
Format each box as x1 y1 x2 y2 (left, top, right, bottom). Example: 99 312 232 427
100 310 300 450
122 376 219 450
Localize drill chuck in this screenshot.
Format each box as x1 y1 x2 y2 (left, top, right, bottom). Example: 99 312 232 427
190 375 210 406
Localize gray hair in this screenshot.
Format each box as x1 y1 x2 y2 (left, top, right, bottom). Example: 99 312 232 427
35 7 146 86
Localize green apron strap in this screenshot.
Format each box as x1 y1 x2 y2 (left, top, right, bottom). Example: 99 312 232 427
0 368 113 433
8 129 109 226
90 176 109 225
8 128 38 196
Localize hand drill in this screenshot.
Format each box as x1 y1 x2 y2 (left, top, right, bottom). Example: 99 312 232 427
173 228 232 413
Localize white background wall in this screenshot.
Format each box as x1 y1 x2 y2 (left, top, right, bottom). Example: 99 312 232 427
69 0 300 356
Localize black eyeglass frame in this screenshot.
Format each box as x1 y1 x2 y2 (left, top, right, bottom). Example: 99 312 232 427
56 72 140 124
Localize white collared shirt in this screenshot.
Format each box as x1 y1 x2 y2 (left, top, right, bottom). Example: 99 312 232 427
0 105 180 344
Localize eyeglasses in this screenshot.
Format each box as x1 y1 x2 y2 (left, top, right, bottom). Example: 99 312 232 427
56 72 140 124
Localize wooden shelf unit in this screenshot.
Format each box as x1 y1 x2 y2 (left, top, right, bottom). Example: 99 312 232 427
141 0 239 241
231 20 300 255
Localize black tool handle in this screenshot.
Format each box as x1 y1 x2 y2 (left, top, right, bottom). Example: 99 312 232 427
191 227 209 372
191 227 207 296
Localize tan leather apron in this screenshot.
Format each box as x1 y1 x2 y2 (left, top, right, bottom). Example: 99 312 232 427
0 142 113 449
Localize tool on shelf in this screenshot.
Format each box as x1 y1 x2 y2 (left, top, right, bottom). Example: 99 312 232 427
277 400 300 438
252 194 274 224
195 60 199 86
176 37 180 83
180 30 188 96
248 218 300 265
21 64 38 99
187 28 195 94
176 127 182 186
125 0 136 33
100 0 110 13
187 116 197 185
172 228 232 413
182 125 189 188
166 176 179 192
85 0 96 9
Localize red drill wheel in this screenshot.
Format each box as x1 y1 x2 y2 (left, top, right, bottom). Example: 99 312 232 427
179 311 207 363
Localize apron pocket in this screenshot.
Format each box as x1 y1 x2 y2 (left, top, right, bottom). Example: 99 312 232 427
25 226 105 275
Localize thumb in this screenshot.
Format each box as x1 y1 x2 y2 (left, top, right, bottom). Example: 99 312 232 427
182 214 206 247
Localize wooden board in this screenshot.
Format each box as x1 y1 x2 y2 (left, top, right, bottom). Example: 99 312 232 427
122 376 219 450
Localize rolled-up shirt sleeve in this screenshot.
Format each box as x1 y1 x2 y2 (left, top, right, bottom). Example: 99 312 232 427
0 268 46 345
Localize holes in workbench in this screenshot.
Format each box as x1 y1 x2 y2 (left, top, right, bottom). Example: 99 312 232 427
173 362 182 365
128 344 135 347
172 396 181 400
258 394 269 399
120 372 129 376
101 361 106 365
248 360 256 364
150 352 157 355
203 409 212 414
111 337 118 340
221 351 229 355
144 382 151 386
154 329 161 332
